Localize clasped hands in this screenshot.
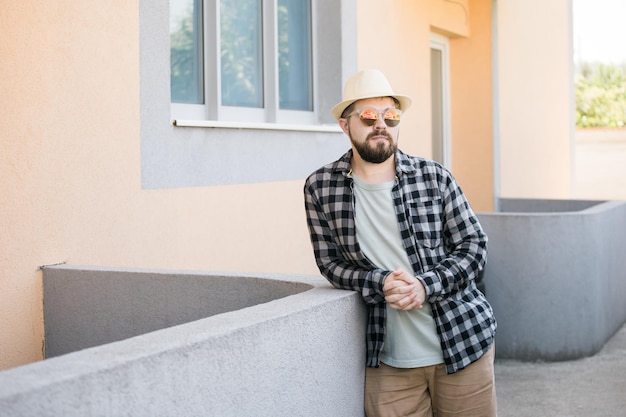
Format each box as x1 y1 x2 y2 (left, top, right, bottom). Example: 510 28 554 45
383 268 426 310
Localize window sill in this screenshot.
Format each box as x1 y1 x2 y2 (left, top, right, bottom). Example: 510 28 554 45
172 119 342 133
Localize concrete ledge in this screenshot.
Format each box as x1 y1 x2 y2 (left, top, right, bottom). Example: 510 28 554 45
479 199 626 361
0 266 367 416
42 266 317 358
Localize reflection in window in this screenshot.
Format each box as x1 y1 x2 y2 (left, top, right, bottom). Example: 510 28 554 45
170 0 314 119
170 0 204 104
278 0 312 111
220 0 263 108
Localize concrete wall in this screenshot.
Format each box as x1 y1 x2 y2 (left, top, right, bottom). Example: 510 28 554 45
0 267 366 416
479 199 626 361
43 266 315 358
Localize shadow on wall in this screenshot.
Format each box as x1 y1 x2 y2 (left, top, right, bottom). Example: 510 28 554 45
478 199 626 361
1 267 367 417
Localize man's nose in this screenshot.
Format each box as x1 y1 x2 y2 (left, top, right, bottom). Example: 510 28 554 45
373 114 387 129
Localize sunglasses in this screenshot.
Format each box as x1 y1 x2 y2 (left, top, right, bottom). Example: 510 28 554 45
347 107 402 127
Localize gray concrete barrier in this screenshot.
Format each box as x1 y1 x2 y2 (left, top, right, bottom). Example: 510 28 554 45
0 266 367 416
479 199 626 361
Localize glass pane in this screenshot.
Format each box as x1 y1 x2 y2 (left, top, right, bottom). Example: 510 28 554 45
170 0 204 104
431 48 444 165
220 0 263 108
278 0 313 111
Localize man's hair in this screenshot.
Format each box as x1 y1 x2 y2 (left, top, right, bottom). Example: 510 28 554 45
340 96 401 119
340 102 357 119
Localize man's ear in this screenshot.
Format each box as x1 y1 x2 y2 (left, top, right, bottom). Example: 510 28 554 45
338 118 350 135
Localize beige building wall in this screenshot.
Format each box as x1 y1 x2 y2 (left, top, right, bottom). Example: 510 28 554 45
357 0 494 212
496 0 574 198
357 0 469 161
1 0 576 370
449 0 494 212
0 2 319 370
357 0 575 205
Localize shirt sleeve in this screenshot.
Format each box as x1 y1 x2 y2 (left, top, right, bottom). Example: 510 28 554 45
303 176 388 305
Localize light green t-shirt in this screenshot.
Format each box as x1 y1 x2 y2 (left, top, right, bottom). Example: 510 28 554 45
352 175 443 368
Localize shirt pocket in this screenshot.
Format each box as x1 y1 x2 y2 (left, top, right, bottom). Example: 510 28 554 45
407 198 444 249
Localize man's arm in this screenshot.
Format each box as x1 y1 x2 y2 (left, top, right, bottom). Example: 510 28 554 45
304 180 388 305
419 172 488 302
383 174 486 309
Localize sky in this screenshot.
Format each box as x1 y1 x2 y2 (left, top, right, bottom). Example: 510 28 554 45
573 0 626 64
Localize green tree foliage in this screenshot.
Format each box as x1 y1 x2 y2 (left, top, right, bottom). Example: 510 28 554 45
575 63 626 128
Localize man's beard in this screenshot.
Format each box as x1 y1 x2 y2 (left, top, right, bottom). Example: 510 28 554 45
350 129 397 163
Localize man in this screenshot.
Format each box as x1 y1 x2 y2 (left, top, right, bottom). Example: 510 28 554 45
303 69 497 417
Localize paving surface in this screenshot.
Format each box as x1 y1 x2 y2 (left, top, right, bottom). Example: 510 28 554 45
495 322 626 417
441 132 626 416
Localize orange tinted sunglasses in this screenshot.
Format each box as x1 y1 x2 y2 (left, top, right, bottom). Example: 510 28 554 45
347 107 402 127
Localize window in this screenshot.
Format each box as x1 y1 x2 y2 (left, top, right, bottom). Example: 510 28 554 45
170 0 314 125
142 0 349 188
430 33 451 168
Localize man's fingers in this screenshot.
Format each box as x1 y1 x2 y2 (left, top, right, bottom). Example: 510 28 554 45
388 297 424 311
383 278 410 292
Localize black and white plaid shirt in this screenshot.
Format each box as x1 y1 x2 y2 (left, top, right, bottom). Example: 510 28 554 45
304 149 496 374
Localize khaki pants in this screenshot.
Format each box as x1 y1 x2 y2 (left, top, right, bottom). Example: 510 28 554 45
365 345 497 417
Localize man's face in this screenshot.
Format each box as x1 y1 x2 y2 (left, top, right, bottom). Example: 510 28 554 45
339 97 400 164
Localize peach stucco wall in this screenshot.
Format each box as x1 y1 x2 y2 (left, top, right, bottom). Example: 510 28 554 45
357 0 494 211
0 2 318 370
496 0 574 198
1 0 577 370
357 0 470 161
449 0 494 212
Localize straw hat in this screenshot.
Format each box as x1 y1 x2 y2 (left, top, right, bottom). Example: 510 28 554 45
331 69 412 120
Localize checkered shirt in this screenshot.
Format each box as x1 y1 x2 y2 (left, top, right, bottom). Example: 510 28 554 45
303 149 496 374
